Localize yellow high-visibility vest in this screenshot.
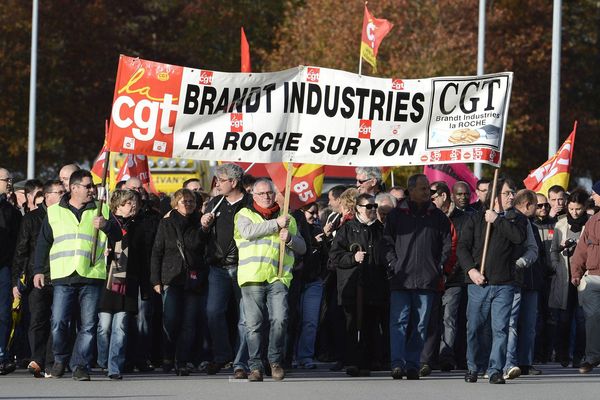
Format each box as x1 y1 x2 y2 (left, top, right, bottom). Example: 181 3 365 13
234 207 297 288
47 201 108 281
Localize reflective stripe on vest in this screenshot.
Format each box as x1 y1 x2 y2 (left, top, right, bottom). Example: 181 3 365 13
234 208 297 287
47 201 109 281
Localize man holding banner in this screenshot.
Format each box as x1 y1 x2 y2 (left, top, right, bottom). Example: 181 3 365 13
234 178 306 382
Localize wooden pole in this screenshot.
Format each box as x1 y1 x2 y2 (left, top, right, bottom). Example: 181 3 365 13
278 162 295 278
480 168 499 277
90 121 110 267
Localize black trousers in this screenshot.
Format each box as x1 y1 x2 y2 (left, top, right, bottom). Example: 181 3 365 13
343 303 385 370
28 285 53 369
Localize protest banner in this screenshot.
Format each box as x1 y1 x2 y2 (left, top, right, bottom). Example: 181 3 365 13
108 55 513 168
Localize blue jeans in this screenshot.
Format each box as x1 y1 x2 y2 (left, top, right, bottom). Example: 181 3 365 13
466 284 514 377
505 288 538 370
134 289 154 363
389 289 434 371
97 311 129 375
161 286 201 366
296 279 323 366
0 267 12 362
51 283 102 372
206 266 248 370
241 281 288 372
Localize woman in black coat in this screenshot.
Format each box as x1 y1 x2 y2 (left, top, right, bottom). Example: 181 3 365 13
150 188 207 376
329 193 388 377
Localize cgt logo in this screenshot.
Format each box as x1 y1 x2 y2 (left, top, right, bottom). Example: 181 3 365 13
199 70 213 85
231 113 243 132
358 119 372 139
392 79 405 90
306 67 320 83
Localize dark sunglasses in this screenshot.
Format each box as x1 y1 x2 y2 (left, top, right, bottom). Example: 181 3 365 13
356 178 371 184
537 203 550 210
74 183 95 190
430 188 438 196
357 203 378 210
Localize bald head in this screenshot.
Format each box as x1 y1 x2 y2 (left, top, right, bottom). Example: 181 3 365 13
59 164 80 191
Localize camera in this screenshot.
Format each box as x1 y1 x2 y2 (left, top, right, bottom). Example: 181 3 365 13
562 238 577 257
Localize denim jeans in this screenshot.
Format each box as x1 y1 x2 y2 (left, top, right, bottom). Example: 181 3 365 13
296 279 323 366
206 266 248 370
505 288 539 370
389 289 434 371
134 288 154 363
241 281 288 372
161 285 201 366
0 266 12 362
97 311 129 375
52 283 102 372
466 284 514 377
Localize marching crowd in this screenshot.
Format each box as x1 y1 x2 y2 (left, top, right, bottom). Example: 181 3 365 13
1 163 600 384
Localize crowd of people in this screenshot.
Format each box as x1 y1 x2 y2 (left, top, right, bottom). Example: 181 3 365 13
0 163 599 384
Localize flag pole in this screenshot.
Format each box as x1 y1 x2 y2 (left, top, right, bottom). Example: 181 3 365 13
479 168 499 276
278 162 295 278
90 120 111 268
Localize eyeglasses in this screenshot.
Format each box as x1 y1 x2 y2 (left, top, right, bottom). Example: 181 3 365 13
357 203 378 210
501 191 516 197
304 209 318 215
254 191 274 197
179 199 195 204
537 203 550 210
430 189 438 196
216 177 231 184
356 178 371 184
0 178 13 183
74 183 94 190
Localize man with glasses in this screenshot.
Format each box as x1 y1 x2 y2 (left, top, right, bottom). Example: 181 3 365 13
472 178 491 212
0 167 21 375
355 167 382 196
384 174 451 380
12 180 64 377
33 170 122 381
234 178 306 382
200 163 252 378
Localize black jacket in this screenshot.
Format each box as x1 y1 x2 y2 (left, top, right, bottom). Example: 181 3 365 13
12 204 47 287
384 200 452 291
151 210 207 287
457 208 528 285
518 219 545 291
445 207 469 288
0 194 21 269
329 217 388 306
203 193 252 267
127 202 160 299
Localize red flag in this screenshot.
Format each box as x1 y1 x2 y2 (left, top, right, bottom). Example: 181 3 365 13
115 154 151 184
91 144 109 178
424 163 479 204
265 163 325 210
524 121 577 194
241 27 251 73
360 4 393 72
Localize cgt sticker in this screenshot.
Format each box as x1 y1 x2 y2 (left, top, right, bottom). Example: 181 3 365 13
306 67 320 83
358 120 372 139
231 113 243 132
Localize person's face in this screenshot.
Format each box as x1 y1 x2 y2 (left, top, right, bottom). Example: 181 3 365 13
452 184 470 209
409 177 430 204
356 197 377 222
593 191 600 208
215 175 235 196
356 173 376 194
27 188 42 207
117 199 138 218
430 186 447 210
176 194 196 216
185 181 202 192
303 205 319 225
548 191 566 209
45 184 65 207
568 202 585 220
476 182 489 203
376 198 394 223
328 191 340 212
253 182 275 209
125 178 143 192
390 188 405 201
535 194 549 218
70 177 95 204
59 165 78 191
14 190 26 209
0 169 12 195
499 183 515 211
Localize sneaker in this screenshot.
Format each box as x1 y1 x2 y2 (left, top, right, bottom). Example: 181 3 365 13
49 362 65 378
405 368 420 380
233 369 248 379
72 366 90 381
271 363 285 381
504 366 521 380
28 361 43 378
419 363 432 377
0 361 16 376
108 374 123 380
248 369 263 382
489 372 505 384
391 367 403 380
464 371 478 383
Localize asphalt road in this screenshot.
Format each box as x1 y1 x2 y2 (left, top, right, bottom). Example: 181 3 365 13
0 363 598 400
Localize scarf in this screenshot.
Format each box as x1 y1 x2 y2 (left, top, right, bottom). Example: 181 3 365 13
356 213 377 226
341 212 354 226
253 201 280 220
567 212 588 233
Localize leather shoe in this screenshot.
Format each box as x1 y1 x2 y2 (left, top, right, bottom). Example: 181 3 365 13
489 372 505 384
579 362 598 374
248 369 263 382
391 367 403 380
233 369 248 379
464 371 478 383
271 363 285 381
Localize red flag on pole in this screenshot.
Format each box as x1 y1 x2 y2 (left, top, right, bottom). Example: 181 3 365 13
523 121 577 193
360 4 393 72
241 27 251 73
91 144 109 178
115 154 151 184
265 163 325 210
424 163 479 204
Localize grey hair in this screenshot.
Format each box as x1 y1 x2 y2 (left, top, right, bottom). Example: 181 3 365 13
375 192 397 208
253 178 276 193
216 163 244 182
355 167 382 181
